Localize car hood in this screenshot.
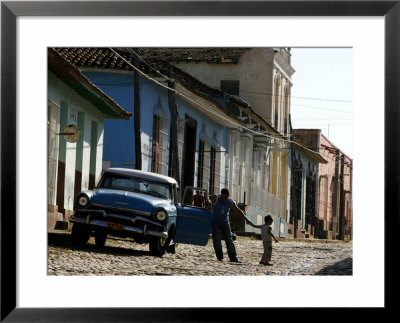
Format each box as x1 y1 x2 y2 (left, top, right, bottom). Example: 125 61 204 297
90 188 172 214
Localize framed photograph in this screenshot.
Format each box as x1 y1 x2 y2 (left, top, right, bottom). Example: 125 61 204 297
1 0 398 321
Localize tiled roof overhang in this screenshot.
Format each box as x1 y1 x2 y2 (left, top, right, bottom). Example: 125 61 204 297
48 48 132 120
52 47 280 137
138 48 251 63
293 140 328 164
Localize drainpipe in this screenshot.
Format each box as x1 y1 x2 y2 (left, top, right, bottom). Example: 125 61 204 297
167 65 180 186
332 149 340 240
133 48 142 170
339 153 345 240
289 114 297 238
314 168 320 239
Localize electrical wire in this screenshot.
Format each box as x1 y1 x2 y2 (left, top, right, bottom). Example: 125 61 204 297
239 89 352 103
125 48 172 81
108 48 352 160
291 103 352 113
109 48 292 144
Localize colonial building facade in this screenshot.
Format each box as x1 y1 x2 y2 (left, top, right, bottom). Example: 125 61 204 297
47 48 131 230
293 129 353 239
138 48 298 234
50 47 332 239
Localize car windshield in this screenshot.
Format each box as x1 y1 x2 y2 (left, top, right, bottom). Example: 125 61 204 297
98 174 172 200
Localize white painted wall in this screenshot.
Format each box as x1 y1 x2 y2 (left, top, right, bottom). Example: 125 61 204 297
64 141 77 211
95 123 104 186
81 113 92 191
174 48 276 124
48 71 107 216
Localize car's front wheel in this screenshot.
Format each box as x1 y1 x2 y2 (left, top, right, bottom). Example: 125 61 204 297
166 243 177 254
71 223 91 247
149 227 173 257
95 231 107 249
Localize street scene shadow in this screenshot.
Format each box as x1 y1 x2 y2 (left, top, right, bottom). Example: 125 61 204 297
48 232 150 257
315 258 353 275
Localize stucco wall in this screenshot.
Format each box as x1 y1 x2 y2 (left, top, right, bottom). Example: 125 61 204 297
83 71 230 191
173 49 291 221
244 205 288 238
83 71 136 169
48 72 106 221
318 134 353 235
174 48 276 122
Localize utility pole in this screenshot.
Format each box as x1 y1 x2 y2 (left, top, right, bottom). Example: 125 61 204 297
291 144 297 239
167 65 180 186
313 168 320 239
133 48 142 170
289 115 297 238
339 153 345 240
331 149 340 240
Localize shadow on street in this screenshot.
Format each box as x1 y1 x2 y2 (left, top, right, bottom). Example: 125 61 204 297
315 257 353 275
48 232 151 258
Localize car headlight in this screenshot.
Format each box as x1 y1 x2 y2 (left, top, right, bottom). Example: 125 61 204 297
156 210 167 221
78 195 89 207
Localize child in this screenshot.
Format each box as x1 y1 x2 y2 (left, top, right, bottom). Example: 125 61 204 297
247 215 279 266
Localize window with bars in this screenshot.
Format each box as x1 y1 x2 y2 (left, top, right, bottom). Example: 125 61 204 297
177 124 184 182
197 138 210 189
274 77 280 129
209 145 221 195
256 148 261 187
151 113 168 175
221 80 240 95
284 87 289 135
229 131 241 201
209 131 221 196
260 147 268 190
198 140 204 187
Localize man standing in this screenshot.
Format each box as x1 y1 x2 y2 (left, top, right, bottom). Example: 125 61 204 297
208 188 249 262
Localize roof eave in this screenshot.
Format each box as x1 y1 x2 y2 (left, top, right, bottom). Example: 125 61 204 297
48 48 132 120
294 140 328 164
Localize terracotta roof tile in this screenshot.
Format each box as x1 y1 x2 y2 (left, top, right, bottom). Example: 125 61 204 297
48 48 131 120
53 47 251 71
51 47 276 131
139 47 250 63
53 47 133 70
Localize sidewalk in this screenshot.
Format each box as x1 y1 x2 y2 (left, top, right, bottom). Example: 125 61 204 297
235 231 351 243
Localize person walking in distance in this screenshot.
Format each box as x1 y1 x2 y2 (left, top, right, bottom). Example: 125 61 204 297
208 188 249 263
247 215 279 266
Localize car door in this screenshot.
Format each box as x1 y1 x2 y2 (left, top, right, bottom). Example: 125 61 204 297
173 205 212 246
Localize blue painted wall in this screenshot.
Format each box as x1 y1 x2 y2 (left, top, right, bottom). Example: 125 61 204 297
84 72 136 168
174 94 229 188
80 70 291 235
83 70 230 192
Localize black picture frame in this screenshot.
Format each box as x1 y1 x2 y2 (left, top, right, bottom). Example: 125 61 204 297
1 1 398 321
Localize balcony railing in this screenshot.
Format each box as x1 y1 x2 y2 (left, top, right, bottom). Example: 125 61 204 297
250 186 285 218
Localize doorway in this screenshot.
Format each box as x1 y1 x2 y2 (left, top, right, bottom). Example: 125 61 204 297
181 115 197 196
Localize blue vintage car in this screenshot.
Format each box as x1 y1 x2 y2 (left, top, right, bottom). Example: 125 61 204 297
69 168 212 256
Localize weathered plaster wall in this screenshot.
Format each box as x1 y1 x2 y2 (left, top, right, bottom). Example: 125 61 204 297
48 71 106 223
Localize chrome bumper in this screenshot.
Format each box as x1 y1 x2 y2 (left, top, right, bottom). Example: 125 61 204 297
70 215 168 239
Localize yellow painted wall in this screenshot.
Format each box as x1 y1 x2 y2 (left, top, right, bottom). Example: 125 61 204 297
271 152 278 195
281 152 288 214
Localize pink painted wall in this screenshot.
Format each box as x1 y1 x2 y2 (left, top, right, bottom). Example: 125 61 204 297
318 134 353 237
293 129 353 238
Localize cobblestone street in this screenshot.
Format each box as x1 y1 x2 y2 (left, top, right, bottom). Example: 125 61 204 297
48 233 352 276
